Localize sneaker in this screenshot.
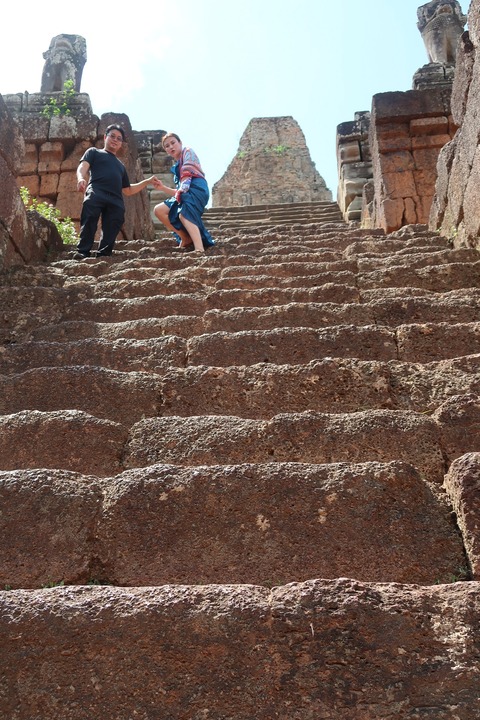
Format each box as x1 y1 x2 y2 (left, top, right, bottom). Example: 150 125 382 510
72 251 89 261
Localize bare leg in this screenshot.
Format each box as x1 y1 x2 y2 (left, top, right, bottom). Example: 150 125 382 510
179 215 204 252
154 203 193 247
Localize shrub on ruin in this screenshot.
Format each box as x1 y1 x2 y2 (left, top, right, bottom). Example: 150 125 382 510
20 186 78 245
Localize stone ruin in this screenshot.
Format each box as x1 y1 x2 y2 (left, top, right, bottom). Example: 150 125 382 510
336 0 467 234
212 116 332 207
417 0 467 63
2 4 480 716
0 34 157 268
335 111 372 222
1 3 477 268
40 34 87 93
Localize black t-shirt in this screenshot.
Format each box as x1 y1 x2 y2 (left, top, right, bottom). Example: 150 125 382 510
81 147 131 206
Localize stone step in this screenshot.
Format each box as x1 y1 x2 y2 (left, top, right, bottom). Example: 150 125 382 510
0 410 127 476
0 367 161 425
123 408 462 483
206 200 342 216
3 401 479 481
145 355 480 419
50 235 454 277
205 206 345 223
2 322 479 374
64 230 451 268
0 461 465 589
185 322 480 367
27 293 480 343
3 175 480 720
76 251 476 299
1 580 478 718
60 241 457 288
64 285 362 321
1 356 479 423
0 336 186 374
39 266 480 321
203 201 345 226
3 247 479 310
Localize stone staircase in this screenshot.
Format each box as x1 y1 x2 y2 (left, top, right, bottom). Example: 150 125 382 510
203 199 344 230
1 212 480 718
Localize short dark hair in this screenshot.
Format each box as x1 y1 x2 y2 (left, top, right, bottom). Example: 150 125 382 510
105 124 126 142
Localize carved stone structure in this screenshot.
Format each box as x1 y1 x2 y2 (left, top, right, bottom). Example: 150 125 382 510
417 0 467 64
363 88 456 232
41 35 87 93
0 94 29 268
337 2 465 231
413 1 467 90
212 116 331 207
336 111 372 221
2 92 154 244
430 0 480 248
134 129 177 226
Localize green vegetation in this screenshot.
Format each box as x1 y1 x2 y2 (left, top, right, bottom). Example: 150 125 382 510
42 79 76 118
42 580 65 589
237 150 247 159
264 144 289 155
435 565 470 584
20 186 78 246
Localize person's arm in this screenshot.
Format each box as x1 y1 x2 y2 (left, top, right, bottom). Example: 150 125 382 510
122 175 159 197
152 177 177 195
175 147 205 201
76 160 90 193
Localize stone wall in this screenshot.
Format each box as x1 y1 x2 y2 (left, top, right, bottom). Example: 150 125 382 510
335 0 468 234
212 116 332 207
336 111 372 222
363 88 456 233
430 0 480 248
133 130 176 227
0 94 31 269
3 92 154 242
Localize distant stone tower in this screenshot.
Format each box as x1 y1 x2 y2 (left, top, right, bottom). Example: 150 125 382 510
212 116 331 207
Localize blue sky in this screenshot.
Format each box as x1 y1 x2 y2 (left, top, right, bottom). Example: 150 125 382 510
1 0 464 201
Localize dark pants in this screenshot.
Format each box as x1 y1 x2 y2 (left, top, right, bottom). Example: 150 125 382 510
77 197 125 256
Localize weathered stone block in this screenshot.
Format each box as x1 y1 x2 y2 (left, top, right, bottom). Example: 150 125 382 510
382 170 417 199
38 141 64 174
413 146 444 173
21 114 49 143
381 197 406 231
16 174 40 196
377 135 412 153
376 121 411 139
57 170 77 193
372 89 452 123
22 143 39 175
410 116 450 135
338 140 361 164
444 452 480 579
380 151 415 173
48 114 78 141
60 140 91 170
340 161 373 179
403 196 419 225
55 190 84 220
411 133 453 150
40 173 59 197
